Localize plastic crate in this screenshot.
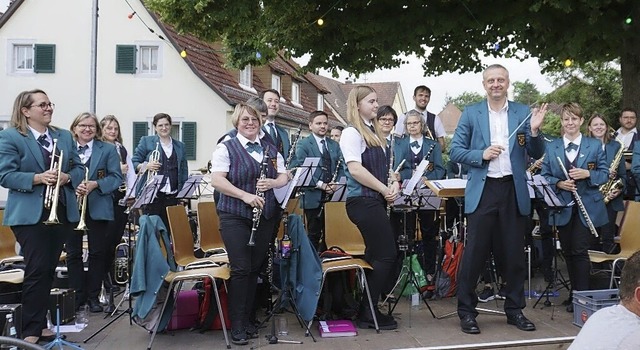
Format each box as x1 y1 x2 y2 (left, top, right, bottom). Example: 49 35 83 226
572 289 619 327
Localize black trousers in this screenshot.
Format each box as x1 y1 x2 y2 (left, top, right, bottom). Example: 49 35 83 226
66 215 108 303
218 211 275 331
304 207 324 252
143 192 178 233
457 177 527 318
599 204 618 254
557 207 591 293
105 192 129 281
11 207 71 338
346 196 396 307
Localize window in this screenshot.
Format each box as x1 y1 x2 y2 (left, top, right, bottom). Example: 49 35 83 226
8 41 55 74
271 74 281 93
317 94 324 110
132 120 197 161
291 81 300 104
139 46 159 74
239 65 252 87
115 42 162 76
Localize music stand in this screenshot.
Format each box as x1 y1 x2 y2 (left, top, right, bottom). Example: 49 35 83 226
83 175 163 343
175 174 205 200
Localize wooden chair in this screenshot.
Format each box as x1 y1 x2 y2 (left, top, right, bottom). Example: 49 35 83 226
166 206 228 267
324 202 365 256
196 201 226 255
589 200 640 288
0 210 23 266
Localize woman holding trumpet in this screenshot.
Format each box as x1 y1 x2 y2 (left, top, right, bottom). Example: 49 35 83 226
100 115 137 289
0 89 84 344
132 113 188 232
66 112 122 313
541 103 608 313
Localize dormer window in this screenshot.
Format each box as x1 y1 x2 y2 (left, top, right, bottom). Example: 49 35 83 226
239 65 252 87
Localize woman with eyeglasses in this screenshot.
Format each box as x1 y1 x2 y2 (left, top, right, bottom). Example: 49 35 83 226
339 86 399 330
211 103 288 345
66 112 123 313
100 115 137 291
132 113 188 232
0 89 84 344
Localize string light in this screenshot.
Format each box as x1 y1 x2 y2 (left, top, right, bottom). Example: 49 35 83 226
180 49 187 58
317 18 324 26
564 59 573 67
625 17 632 25
127 12 135 19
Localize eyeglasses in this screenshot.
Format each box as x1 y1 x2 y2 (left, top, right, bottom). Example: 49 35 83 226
77 124 97 130
30 102 55 110
378 118 395 124
239 117 260 125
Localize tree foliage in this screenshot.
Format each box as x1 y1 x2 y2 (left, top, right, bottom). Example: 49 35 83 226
444 92 484 110
513 80 543 106
147 0 639 110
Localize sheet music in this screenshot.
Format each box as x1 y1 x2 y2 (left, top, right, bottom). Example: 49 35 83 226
132 175 163 209
529 174 566 207
328 176 348 202
176 175 204 199
430 178 467 191
402 159 430 195
274 157 320 206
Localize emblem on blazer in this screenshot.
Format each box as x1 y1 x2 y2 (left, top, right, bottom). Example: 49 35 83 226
427 163 434 172
517 133 526 146
97 169 105 179
587 162 595 170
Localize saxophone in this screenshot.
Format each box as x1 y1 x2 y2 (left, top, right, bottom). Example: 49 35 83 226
248 151 270 246
600 137 625 204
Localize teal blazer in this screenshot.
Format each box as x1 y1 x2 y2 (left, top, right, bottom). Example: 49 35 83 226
540 136 609 227
290 135 344 209
0 127 84 225
394 136 445 181
450 100 544 215
75 140 123 221
131 135 189 194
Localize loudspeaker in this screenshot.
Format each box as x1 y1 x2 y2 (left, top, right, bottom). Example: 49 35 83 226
48 288 75 325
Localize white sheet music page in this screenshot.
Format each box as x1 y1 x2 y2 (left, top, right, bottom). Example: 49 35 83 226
402 159 430 196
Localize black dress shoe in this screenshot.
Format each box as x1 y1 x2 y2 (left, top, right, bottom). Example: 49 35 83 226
460 315 480 334
506 313 536 331
357 308 397 330
231 329 248 346
87 299 104 313
566 303 574 313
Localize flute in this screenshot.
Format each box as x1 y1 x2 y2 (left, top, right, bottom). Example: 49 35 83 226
555 156 599 237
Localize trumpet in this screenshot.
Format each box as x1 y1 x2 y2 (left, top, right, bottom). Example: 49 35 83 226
146 142 161 185
248 151 269 246
556 156 598 237
115 142 127 193
527 154 545 175
75 167 89 231
44 139 63 225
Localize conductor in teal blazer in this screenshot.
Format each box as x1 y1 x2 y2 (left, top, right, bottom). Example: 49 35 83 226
66 112 123 312
132 113 188 231
449 64 547 335
541 104 608 312
0 89 84 344
289 111 344 250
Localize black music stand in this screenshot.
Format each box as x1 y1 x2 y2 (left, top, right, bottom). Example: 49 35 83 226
175 174 206 200
83 175 163 343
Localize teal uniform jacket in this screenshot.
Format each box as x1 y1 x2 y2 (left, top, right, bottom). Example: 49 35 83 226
75 140 123 221
540 136 609 227
131 135 189 194
393 136 445 182
290 134 344 209
0 127 84 225
450 100 544 216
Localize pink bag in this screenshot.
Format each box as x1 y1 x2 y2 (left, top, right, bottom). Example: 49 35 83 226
166 290 199 330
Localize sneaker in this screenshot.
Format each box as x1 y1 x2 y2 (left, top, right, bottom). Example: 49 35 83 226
231 329 248 346
495 286 506 300
477 286 495 303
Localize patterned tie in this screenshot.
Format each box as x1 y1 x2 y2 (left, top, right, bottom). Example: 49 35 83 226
78 145 88 155
410 140 420 149
268 123 277 141
566 142 578 152
246 142 263 154
37 134 50 148
321 139 332 182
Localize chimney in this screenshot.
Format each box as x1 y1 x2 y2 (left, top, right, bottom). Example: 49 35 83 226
345 79 352 84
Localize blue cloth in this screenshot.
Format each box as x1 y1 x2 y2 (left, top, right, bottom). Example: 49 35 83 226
449 100 544 215
279 214 322 322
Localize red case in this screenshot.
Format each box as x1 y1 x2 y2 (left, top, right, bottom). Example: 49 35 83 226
167 290 199 331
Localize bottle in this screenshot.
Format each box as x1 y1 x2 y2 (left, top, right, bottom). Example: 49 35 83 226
280 230 291 259
1 314 18 350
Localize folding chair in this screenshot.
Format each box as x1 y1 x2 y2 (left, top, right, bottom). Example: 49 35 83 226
196 201 226 255
323 202 365 256
0 210 23 266
589 201 640 288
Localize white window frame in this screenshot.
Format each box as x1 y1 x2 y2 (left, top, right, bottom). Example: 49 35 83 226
239 65 252 88
6 39 35 76
317 94 324 110
271 74 281 93
135 41 162 78
291 81 300 104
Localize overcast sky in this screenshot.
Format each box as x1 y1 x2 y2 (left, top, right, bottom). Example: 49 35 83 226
1 0 554 112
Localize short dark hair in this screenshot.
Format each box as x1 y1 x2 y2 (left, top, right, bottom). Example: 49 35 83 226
153 113 172 126
619 250 640 302
377 105 398 126
308 110 328 123
621 107 638 116
246 97 268 115
332 125 344 131
260 89 280 99
413 85 431 97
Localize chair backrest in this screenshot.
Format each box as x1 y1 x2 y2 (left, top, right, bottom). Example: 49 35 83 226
617 201 640 255
0 210 19 262
166 205 197 267
324 202 365 256
197 201 225 252
276 199 304 240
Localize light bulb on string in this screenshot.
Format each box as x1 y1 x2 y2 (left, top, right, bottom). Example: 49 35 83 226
256 52 262 59
180 49 187 58
493 42 500 51
317 18 324 26
625 17 632 25
564 59 573 67
127 12 136 19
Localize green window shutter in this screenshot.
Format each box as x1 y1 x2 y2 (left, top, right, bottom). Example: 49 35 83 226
34 44 56 73
116 45 137 74
132 122 148 151
182 122 197 161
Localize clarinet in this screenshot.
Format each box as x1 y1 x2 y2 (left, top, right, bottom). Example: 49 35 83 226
421 144 437 176
285 124 302 168
248 152 270 246
555 156 599 237
317 159 342 218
